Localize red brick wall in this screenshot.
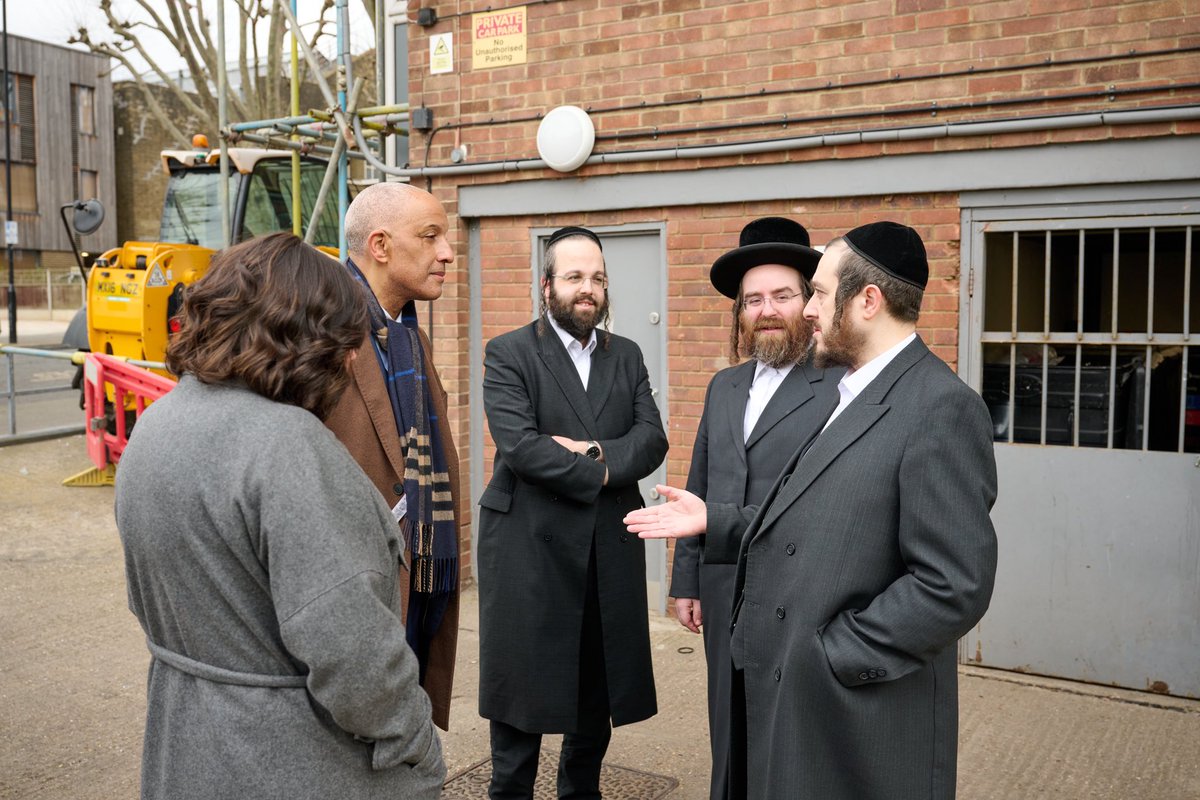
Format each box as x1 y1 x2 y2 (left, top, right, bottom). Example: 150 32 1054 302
409 0 1200 179
463 195 960 584
405 0 1199 587
469 198 956 476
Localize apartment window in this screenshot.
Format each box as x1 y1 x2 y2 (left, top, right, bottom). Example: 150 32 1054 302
80 169 98 202
0 72 37 209
2 73 36 162
75 85 96 136
0 163 38 212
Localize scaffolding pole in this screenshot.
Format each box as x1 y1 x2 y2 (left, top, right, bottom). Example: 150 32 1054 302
211 0 414 247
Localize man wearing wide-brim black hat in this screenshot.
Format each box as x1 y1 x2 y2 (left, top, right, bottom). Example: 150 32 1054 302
627 215 842 800
630 221 999 800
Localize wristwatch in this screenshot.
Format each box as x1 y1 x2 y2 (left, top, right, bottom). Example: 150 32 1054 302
584 440 602 460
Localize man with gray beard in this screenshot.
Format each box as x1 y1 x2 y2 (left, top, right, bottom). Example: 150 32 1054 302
626 217 842 800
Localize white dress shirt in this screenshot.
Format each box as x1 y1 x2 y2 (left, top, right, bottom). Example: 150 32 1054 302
822 332 917 432
546 313 599 389
743 362 795 443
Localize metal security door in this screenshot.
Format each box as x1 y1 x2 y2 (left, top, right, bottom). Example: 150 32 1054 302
960 209 1200 698
534 226 669 613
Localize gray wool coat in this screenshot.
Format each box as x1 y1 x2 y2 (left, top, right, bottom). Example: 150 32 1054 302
477 321 669 733
115 376 445 800
706 337 998 800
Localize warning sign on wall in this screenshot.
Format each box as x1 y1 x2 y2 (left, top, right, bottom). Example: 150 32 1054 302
472 7 527 69
430 32 453 74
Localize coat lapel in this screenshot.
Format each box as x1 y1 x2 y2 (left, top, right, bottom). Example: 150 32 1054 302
752 337 930 535
745 362 820 449
351 340 409 479
724 360 757 466
586 332 616 418
535 322 599 436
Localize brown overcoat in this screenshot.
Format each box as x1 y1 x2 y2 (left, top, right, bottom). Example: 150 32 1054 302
325 328 460 730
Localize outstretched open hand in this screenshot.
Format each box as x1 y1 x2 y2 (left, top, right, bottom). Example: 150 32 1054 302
623 485 707 538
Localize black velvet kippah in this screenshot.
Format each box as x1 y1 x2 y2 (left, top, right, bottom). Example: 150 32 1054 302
843 221 928 289
547 225 603 251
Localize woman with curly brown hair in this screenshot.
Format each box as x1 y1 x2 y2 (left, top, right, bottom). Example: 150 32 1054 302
114 233 446 799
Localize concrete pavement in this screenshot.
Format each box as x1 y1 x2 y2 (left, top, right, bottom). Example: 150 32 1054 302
2 434 1198 799
440 581 1200 799
0 315 72 345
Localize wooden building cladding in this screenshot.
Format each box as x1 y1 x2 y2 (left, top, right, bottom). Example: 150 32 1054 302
0 35 115 261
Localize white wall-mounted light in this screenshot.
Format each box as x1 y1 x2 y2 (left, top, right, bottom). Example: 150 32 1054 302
536 106 595 173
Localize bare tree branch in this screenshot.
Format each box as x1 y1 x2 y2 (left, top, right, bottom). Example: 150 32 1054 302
72 0 343 130
304 0 337 88
95 2 209 124
160 0 218 116
69 29 190 144
266 7 284 118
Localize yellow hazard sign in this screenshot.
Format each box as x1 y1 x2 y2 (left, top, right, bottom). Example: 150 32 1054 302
430 33 454 74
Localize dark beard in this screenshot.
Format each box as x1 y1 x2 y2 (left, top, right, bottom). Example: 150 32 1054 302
741 313 812 369
812 305 867 368
547 285 609 341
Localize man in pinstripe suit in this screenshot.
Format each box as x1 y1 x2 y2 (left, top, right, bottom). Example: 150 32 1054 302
660 217 841 800
629 221 998 800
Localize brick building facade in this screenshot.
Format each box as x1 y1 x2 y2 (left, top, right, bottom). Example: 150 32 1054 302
391 0 1199 693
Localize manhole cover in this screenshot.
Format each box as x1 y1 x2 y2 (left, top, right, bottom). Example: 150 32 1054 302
442 750 678 799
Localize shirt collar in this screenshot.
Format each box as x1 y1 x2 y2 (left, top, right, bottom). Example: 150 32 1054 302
752 360 795 384
840 332 917 398
545 312 598 355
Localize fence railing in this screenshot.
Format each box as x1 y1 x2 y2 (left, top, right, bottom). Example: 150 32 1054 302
0 345 86 445
0 270 87 317
1 338 171 446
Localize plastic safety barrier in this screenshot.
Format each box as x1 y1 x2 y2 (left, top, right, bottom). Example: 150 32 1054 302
83 352 177 471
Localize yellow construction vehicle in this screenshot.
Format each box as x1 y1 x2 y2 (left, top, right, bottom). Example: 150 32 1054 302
63 136 343 375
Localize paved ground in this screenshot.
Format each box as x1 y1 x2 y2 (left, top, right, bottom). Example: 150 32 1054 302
2 435 1199 799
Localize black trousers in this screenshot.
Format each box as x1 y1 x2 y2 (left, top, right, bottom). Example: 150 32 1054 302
489 542 611 799
726 667 747 800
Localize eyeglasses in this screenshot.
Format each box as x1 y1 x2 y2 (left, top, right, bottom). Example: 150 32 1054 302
742 291 803 310
552 272 609 289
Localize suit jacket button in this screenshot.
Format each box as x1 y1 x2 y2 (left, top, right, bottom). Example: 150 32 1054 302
393 482 404 496
858 672 869 681
620 535 628 543
785 543 796 556
878 668 887 677
543 534 552 542
868 669 878 678
774 668 781 681
775 606 786 619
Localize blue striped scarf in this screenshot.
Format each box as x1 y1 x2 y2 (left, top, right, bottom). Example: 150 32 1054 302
346 259 457 675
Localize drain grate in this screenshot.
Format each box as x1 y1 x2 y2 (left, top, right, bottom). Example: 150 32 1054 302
442 750 679 799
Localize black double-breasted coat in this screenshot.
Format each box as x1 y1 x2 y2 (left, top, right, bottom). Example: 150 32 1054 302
670 359 841 800
478 321 669 733
706 337 999 800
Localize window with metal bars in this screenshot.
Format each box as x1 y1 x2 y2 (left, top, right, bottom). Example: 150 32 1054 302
980 224 1199 452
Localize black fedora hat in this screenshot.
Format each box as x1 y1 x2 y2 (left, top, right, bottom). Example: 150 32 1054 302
709 217 822 299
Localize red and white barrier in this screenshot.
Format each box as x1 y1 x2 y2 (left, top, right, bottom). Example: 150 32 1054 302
83 353 177 470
